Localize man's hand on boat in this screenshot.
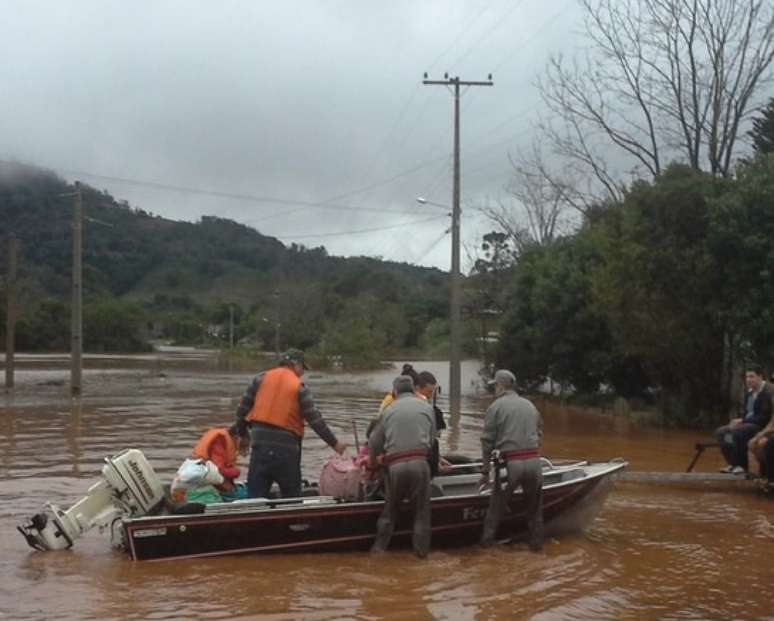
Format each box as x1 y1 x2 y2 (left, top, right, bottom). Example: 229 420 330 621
238 435 250 457
334 441 348 455
438 457 453 474
478 466 490 489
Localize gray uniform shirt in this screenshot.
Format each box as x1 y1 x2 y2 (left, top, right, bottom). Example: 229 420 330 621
481 390 543 463
369 393 436 456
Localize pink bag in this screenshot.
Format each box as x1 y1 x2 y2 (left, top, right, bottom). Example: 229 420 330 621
319 455 361 500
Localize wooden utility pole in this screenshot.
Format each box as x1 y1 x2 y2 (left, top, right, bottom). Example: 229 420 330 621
229 304 234 350
5 234 18 389
423 73 493 418
71 182 83 396
273 289 281 356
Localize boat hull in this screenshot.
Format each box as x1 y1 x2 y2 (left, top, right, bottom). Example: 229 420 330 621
124 461 625 561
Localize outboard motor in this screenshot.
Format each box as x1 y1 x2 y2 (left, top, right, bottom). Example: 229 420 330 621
18 449 165 552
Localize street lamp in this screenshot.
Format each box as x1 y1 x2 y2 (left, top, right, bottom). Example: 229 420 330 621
416 197 452 214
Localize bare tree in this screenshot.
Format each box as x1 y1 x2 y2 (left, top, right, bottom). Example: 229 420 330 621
480 144 576 251
538 0 774 204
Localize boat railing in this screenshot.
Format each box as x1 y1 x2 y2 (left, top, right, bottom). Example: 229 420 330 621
444 458 587 473
204 495 340 514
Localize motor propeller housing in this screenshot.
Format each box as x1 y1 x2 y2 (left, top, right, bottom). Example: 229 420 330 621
18 449 165 552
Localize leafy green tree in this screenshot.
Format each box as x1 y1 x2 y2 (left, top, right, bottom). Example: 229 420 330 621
314 296 388 369
749 98 774 155
15 297 70 351
591 165 731 424
83 298 149 352
707 154 774 372
497 233 630 394
418 317 449 358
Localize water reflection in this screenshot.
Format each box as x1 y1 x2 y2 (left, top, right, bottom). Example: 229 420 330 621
67 398 82 477
1 353 772 620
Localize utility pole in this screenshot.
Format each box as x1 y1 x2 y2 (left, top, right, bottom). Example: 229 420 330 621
229 304 234 350
273 289 281 356
5 234 18 389
423 73 493 418
71 182 83 396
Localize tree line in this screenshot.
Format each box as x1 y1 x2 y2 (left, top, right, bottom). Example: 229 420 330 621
0 162 475 366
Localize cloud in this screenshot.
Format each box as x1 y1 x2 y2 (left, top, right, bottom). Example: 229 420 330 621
0 0 585 269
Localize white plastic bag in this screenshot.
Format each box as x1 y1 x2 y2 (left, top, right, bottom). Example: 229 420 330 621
176 458 224 486
202 460 224 485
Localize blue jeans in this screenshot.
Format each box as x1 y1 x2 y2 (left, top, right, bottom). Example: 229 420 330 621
715 422 760 471
247 425 302 498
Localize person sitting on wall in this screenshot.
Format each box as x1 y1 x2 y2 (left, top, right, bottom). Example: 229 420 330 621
715 365 773 474
749 413 774 479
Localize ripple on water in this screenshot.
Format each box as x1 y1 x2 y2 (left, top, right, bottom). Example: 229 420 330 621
2 360 774 620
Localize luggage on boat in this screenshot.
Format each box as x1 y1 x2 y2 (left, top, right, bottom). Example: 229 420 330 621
176 458 225 486
319 455 361 500
171 458 225 503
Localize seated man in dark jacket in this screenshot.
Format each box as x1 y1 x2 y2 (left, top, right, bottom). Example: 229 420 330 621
715 365 773 474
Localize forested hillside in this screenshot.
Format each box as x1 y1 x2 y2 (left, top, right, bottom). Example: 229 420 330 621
0 162 453 364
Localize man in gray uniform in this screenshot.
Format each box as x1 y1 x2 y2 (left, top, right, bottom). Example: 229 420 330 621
480 369 544 552
368 375 436 558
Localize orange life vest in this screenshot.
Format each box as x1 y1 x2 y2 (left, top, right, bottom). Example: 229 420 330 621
245 366 303 437
192 427 238 467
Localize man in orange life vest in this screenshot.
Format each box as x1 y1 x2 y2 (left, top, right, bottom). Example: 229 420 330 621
235 348 346 498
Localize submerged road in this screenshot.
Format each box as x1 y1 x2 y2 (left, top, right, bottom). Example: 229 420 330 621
1 352 772 620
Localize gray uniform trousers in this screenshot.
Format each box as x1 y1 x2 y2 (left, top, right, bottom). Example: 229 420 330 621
371 459 431 558
481 458 543 550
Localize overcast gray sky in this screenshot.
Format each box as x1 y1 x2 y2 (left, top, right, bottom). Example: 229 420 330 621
1 0 585 270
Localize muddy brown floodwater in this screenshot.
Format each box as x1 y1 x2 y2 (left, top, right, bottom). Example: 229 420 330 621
1 350 772 620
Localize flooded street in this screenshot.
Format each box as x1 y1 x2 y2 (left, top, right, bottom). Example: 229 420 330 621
1 351 773 620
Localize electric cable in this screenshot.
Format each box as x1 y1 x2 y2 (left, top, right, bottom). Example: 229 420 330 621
277 214 448 240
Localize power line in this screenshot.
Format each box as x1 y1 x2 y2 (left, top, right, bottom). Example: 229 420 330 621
0 159 429 216
491 1 573 75
413 228 450 264
319 154 449 203
344 4 493 195
436 2 569 140
447 0 528 70
277 214 447 240
427 3 493 73
417 156 452 206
